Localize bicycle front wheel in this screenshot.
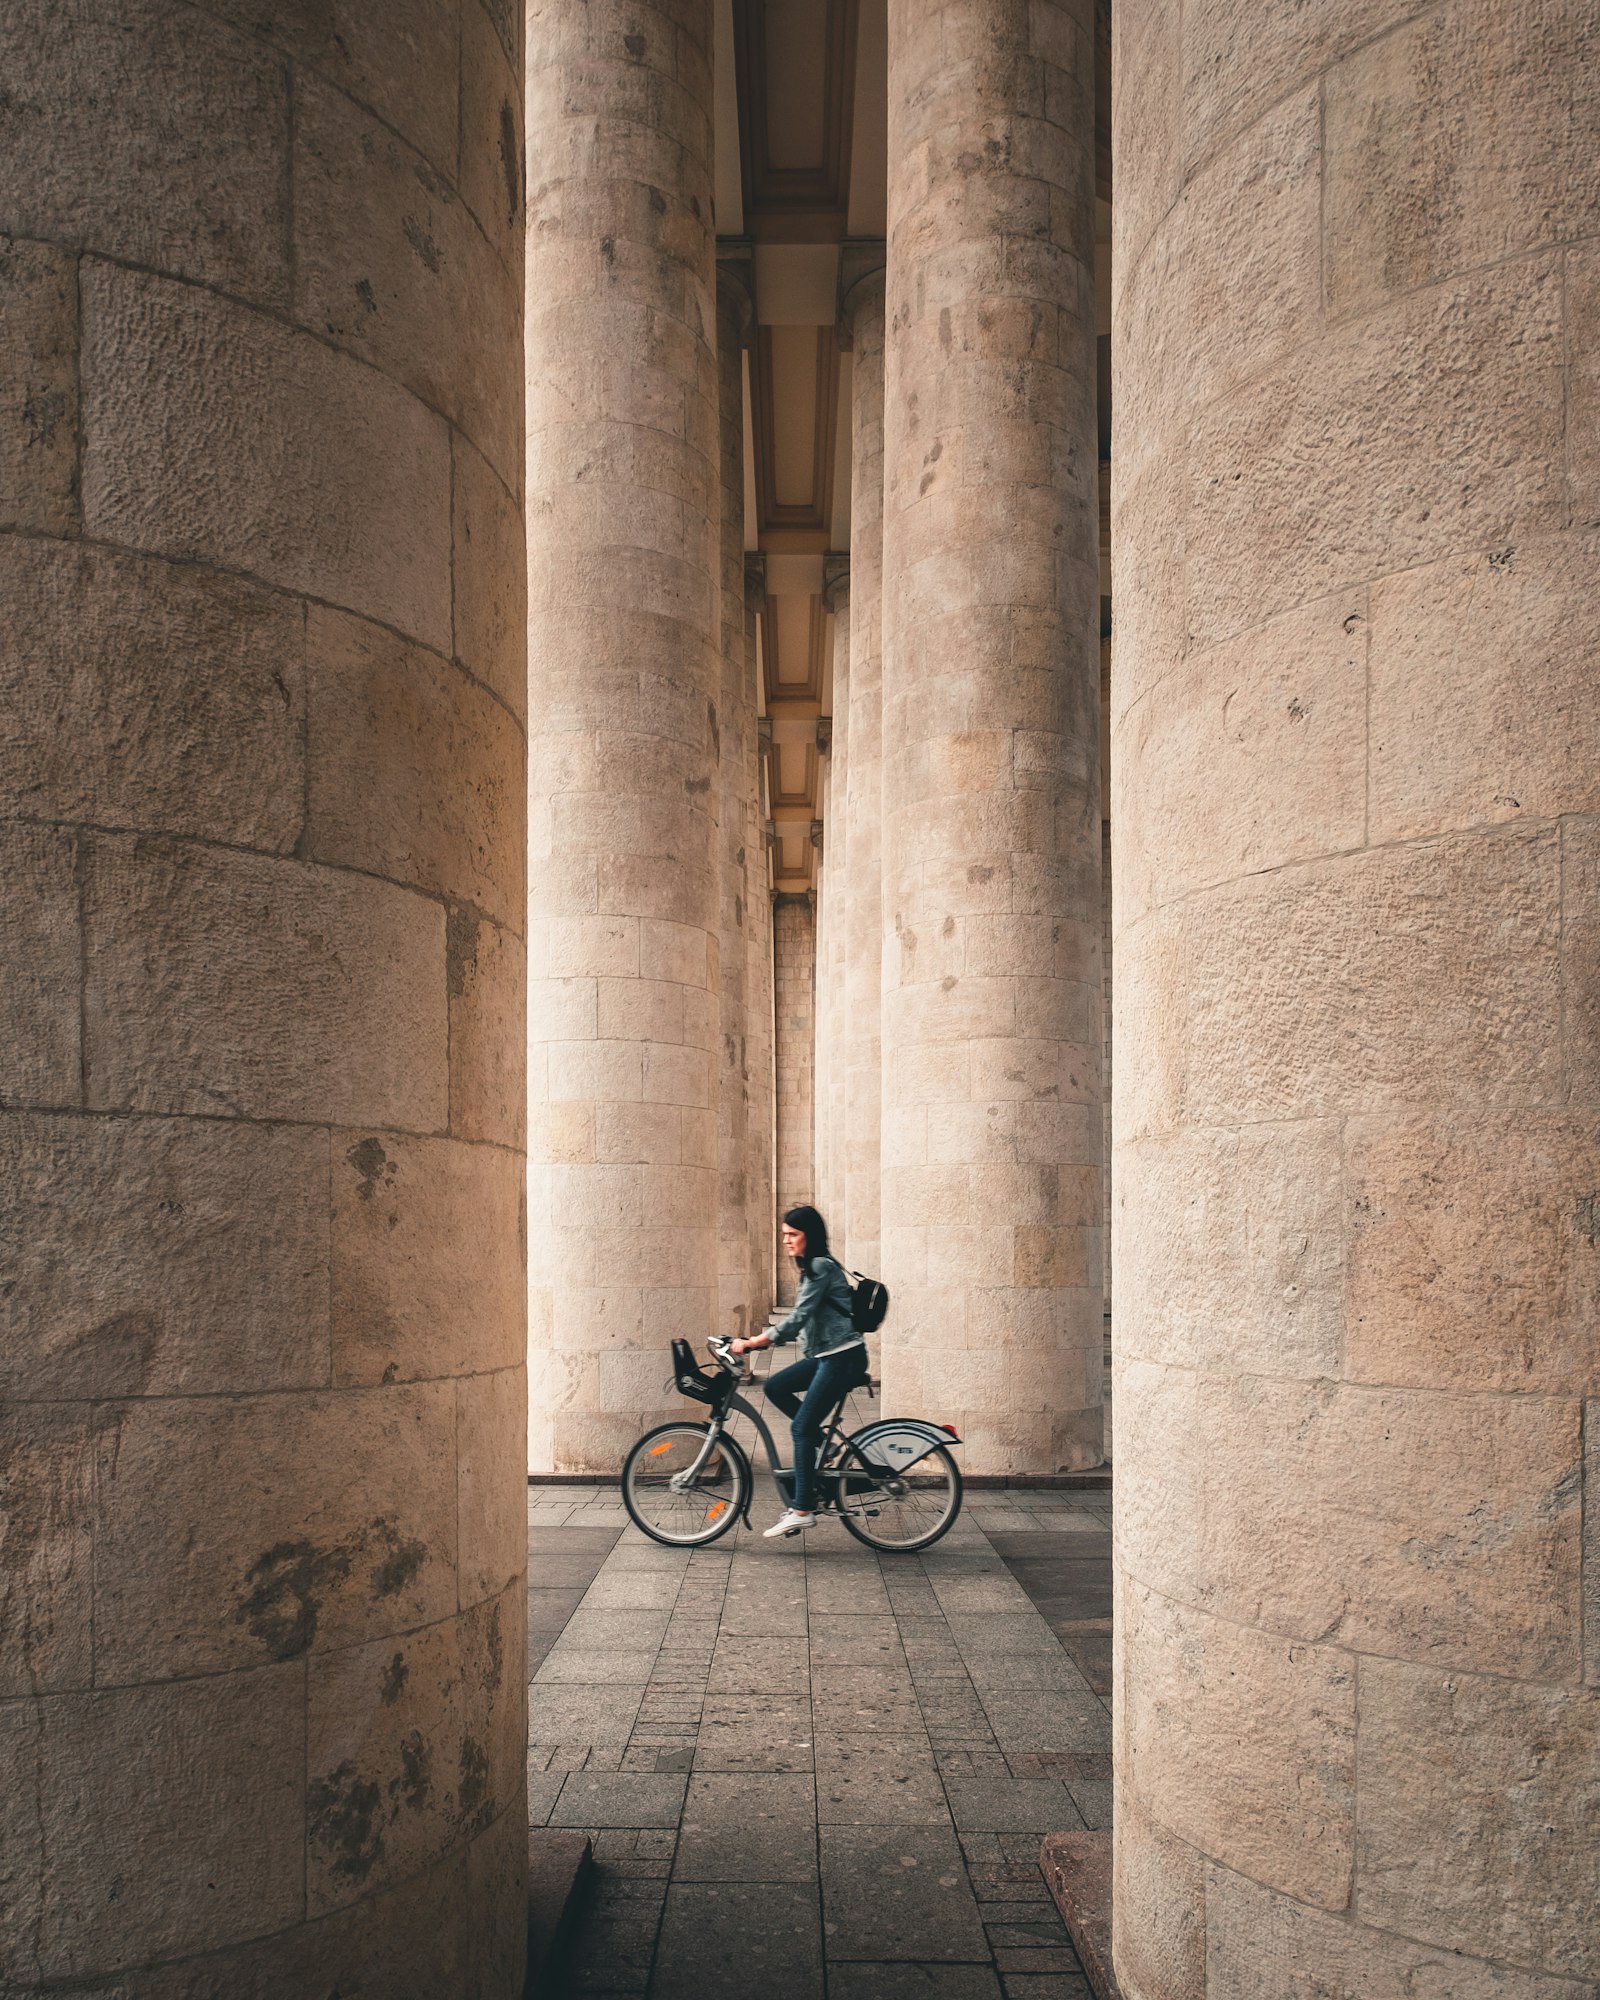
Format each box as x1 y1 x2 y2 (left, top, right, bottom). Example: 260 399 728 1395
622 1423 748 1547
831 1436 963 1553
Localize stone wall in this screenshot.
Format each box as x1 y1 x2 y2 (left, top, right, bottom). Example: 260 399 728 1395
1112 2 1600 1991
0 2 528 1991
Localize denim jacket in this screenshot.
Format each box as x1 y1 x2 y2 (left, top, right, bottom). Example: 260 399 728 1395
769 1254 860 1358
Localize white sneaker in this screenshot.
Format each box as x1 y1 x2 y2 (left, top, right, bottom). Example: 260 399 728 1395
763 1508 815 1539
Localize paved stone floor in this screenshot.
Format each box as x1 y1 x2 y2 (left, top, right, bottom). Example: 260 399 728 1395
528 1481 1113 1998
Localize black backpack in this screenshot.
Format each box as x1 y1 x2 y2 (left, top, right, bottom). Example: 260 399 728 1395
848 1271 890 1333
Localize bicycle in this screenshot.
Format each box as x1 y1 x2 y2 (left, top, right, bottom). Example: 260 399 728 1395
620 1334 965 1553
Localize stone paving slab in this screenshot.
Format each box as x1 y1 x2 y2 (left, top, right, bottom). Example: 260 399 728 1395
528 1480 1113 1997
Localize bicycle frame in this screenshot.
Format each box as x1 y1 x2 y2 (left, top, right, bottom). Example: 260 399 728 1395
676 1362 861 1519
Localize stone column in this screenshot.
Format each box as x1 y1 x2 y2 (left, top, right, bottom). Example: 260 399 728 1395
773 894 818 1305
715 267 753 1340
813 749 834 1225
881 0 1103 1471
525 0 720 1470
841 270 887 1277
0 3 527 1991
822 554 852 1251
745 559 778 1320
1112 5 1600 1994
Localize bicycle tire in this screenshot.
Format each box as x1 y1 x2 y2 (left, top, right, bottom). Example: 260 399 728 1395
621 1423 749 1547
830 1437 964 1553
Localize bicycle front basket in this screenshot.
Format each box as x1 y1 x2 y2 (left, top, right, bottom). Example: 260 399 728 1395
670 1338 717 1406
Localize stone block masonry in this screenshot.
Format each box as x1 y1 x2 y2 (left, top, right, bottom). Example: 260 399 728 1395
774 895 818 1306
524 0 722 1471
0 2 528 1993
881 0 1106 1475
1112 1 1600 1993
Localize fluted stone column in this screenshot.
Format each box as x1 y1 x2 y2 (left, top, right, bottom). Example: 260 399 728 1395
1113 5 1600 1994
0 3 527 1991
822 554 852 1250
525 0 719 1470
841 270 887 1277
882 0 1103 1471
715 268 753 1339
745 559 778 1319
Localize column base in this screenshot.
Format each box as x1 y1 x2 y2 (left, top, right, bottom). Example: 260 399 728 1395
1040 1831 1122 2000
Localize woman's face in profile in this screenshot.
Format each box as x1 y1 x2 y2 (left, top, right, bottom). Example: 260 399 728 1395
781 1223 805 1260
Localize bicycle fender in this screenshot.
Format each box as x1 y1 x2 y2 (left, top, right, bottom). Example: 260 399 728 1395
848 1418 959 1475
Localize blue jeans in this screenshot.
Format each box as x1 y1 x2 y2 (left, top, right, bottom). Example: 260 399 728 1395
764 1347 868 1512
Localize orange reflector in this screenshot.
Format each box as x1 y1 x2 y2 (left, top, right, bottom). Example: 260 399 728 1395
649 1441 674 1457
706 1501 727 1522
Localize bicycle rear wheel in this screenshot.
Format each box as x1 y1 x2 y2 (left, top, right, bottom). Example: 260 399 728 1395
622 1423 748 1547
830 1437 963 1553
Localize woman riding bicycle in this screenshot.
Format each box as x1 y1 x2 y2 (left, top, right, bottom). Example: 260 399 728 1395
731 1204 867 1538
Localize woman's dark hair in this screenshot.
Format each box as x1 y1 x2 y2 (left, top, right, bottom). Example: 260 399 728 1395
782 1205 829 1274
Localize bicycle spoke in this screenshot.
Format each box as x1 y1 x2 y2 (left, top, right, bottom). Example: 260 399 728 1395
623 1424 746 1547
832 1444 962 1552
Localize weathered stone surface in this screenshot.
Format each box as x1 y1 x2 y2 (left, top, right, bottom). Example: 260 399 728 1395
1206 1861 1592 2000
0 1404 92 1698
306 1586 522 1914
1111 0 1181 281
0 1664 304 1982
1118 1365 1582 1680
453 433 527 722
1355 1660 1600 1981
1179 0 1410 170
1564 816 1600 1104
1369 536 1600 842
1111 1791 1203 2000
0 536 305 850
466 1804 530 2000
0 824 79 1107
1344 1110 1600 1394
0 235 76 532
83 836 448 1131
118 1852 469 1998
306 606 524 929
81 261 451 655
1324 0 1599 317
457 1366 527 1612
332 1132 523 1383
459 0 523 275
1184 255 1565 652
1570 247 1600 524
1115 590 1366 927
449 904 526 1149
1588 1399 1600 1691
0 1111 328 1400
0 0 290 303
294 74 520 485
1119 823 1562 1138
206 0 461 176
1174 86 1322 416
93 1382 459 1681
1121 1577 1354 1909
1113 1119 1342 1378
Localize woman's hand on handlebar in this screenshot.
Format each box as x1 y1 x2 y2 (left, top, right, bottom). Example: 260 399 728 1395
729 1334 771 1358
